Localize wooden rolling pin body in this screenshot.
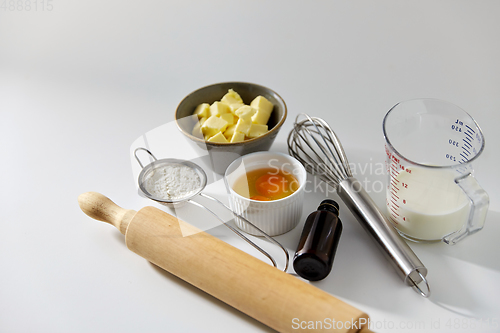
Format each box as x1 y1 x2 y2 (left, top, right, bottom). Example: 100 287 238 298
78 192 371 333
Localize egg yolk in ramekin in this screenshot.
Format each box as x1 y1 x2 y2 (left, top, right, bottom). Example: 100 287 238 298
232 167 299 201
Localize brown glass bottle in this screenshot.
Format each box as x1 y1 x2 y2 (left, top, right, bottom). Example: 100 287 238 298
293 199 343 281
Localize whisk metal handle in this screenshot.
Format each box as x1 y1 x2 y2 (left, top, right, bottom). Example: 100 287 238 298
337 177 430 297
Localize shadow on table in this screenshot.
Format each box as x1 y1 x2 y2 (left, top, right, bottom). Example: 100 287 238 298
412 209 500 318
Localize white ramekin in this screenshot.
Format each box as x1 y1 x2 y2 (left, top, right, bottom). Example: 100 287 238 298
224 152 307 236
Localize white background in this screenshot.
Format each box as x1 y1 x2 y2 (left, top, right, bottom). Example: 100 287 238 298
1 1 499 332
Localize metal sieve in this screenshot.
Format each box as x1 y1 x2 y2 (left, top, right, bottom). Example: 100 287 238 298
134 147 290 272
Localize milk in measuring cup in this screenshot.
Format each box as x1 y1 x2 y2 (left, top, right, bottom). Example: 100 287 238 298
387 167 470 241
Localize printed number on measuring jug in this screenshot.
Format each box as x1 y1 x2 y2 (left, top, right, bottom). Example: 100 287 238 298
452 119 463 132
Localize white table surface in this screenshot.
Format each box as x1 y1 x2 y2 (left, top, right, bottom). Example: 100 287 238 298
1 1 499 332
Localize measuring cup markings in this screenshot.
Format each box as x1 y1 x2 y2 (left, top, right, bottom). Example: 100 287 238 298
446 118 481 165
387 151 400 223
387 154 415 225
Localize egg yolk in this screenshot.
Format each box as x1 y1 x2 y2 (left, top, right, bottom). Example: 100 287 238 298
255 174 288 197
231 167 299 201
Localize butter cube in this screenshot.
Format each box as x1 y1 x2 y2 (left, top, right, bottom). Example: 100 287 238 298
202 116 228 138
235 105 257 122
207 132 229 143
221 89 244 105
194 103 210 118
210 101 231 117
248 123 268 138
191 117 207 137
220 113 236 125
230 132 245 143
250 96 274 114
234 118 252 136
224 124 237 139
221 89 244 114
228 103 244 113
251 109 272 125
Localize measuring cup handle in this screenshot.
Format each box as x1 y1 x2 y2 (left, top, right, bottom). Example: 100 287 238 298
444 173 489 245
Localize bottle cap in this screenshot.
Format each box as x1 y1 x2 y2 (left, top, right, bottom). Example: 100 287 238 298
318 199 339 214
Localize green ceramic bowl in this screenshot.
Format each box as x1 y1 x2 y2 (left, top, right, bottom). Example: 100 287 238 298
175 82 287 174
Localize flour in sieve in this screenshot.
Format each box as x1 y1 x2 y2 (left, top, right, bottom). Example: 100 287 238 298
144 163 201 200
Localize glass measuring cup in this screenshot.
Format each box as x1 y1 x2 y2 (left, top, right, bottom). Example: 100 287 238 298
383 99 489 244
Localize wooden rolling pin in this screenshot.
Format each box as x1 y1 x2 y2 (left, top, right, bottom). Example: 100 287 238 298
78 192 373 333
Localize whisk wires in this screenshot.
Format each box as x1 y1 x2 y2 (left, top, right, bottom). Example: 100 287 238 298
287 114 353 189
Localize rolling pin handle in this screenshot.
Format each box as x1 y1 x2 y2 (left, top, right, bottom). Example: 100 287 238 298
78 192 136 234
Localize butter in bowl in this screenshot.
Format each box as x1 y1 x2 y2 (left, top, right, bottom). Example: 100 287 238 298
175 82 287 174
224 152 307 236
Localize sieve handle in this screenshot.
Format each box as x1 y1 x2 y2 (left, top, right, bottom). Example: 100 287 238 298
134 147 158 169
337 177 430 297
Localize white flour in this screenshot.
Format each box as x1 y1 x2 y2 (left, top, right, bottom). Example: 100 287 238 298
144 163 201 200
